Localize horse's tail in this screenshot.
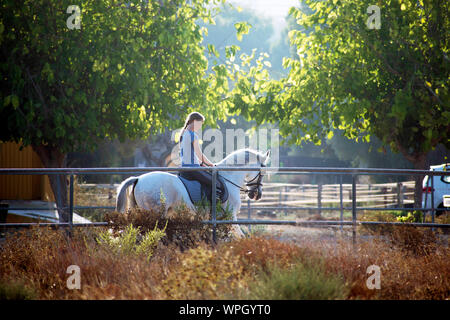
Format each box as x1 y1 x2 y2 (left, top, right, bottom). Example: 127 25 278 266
116 177 139 213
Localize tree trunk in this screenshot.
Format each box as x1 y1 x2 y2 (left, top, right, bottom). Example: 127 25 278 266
395 142 428 209
410 154 427 209
32 144 69 223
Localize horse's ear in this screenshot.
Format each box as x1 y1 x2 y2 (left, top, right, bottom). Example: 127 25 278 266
264 150 271 165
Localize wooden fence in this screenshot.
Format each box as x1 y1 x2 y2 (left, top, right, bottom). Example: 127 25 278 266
238 181 416 218
77 180 416 216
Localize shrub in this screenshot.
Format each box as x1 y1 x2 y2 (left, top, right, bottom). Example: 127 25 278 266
96 222 166 260
396 210 423 223
309 231 450 299
0 226 164 299
386 225 439 256
158 245 248 299
135 222 167 259
225 236 307 274
359 210 399 222
0 218 447 300
0 279 38 300
105 207 207 250
105 205 232 251
242 260 348 300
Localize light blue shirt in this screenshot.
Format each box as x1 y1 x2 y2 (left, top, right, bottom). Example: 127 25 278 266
180 130 200 167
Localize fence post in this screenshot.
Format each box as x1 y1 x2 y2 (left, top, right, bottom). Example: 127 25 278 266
69 174 74 230
340 175 344 233
318 182 322 217
247 199 251 233
0 202 8 237
56 174 63 223
382 187 388 207
352 174 357 246
211 167 217 243
397 182 403 208
431 174 435 224
423 176 429 222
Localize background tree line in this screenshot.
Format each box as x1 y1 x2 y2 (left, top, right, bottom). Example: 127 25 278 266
1 0 448 220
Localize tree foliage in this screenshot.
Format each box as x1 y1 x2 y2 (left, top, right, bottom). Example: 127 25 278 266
232 0 449 164
1 0 226 153
275 0 449 161
0 0 276 149
0 0 272 221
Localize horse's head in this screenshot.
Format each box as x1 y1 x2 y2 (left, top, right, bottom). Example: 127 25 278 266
219 148 270 201
245 149 270 201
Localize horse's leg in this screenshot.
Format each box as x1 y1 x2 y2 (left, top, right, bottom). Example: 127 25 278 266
225 193 245 239
231 206 245 238
217 178 245 239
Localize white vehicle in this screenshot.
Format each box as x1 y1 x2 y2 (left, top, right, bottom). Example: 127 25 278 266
422 163 450 216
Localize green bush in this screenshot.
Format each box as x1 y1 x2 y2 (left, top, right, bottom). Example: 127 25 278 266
396 210 423 223
96 222 167 260
135 221 168 260
359 210 400 222
243 260 348 300
0 280 37 300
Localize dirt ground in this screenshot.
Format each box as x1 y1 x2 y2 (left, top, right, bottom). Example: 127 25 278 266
264 224 352 243
249 223 449 248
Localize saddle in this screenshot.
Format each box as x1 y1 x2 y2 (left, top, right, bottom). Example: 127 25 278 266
178 173 229 205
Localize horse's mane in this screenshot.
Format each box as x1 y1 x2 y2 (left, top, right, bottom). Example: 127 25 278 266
217 148 265 166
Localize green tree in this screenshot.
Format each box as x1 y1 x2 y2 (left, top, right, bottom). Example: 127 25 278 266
0 0 233 221
248 0 449 207
202 3 290 79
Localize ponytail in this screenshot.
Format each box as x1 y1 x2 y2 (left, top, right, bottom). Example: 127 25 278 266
180 111 205 142
180 122 189 142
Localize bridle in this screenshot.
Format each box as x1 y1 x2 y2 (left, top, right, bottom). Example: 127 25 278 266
244 163 265 189
218 162 266 195
218 166 265 194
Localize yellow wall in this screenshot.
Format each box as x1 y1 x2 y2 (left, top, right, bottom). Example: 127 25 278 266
0 141 55 201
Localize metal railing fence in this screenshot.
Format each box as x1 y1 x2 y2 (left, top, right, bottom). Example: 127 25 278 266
1 166 449 243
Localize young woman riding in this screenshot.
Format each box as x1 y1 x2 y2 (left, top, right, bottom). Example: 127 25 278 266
179 112 217 191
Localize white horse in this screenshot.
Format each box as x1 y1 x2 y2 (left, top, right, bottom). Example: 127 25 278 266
115 148 270 237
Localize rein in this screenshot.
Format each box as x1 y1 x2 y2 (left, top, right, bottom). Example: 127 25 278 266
218 163 265 194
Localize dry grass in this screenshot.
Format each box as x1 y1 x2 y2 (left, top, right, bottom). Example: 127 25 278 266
0 206 448 300
158 244 249 299
320 231 449 299
224 236 308 274
0 226 164 299
104 204 232 251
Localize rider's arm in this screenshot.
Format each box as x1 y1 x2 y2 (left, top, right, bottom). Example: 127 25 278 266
193 139 214 166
